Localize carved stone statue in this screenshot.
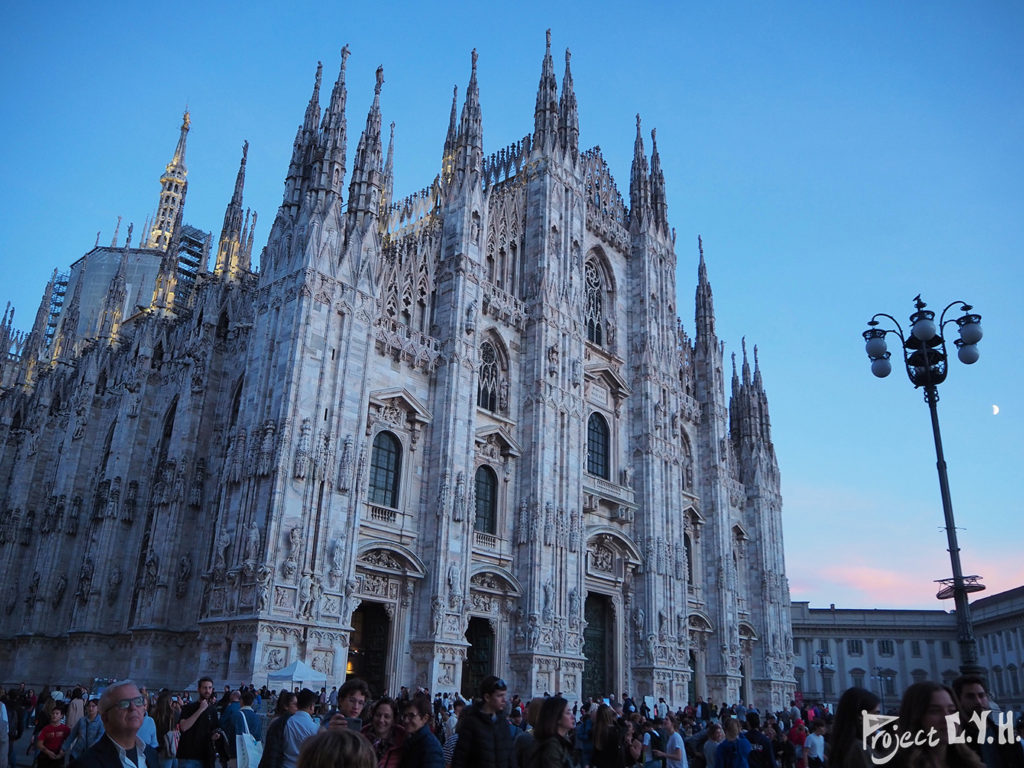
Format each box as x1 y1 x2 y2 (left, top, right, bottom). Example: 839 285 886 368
53 574 67 607
176 555 193 598
77 557 94 604
244 521 260 563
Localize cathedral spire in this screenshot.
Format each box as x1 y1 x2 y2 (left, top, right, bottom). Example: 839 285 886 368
629 114 650 228
111 215 122 248
448 49 483 198
440 84 459 188
19 269 57 384
97 248 129 342
533 30 559 153
282 63 323 214
214 141 250 279
52 262 86 362
558 48 579 159
346 66 385 238
649 128 668 232
380 121 395 225
695 235 716 341
316 46 350 200
147 110 190 251
741 337 752 386
151 206 181 314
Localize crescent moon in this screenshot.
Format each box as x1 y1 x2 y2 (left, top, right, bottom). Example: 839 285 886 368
993 405 1000 415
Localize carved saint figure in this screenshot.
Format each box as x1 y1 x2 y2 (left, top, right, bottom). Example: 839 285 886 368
244 521 260 563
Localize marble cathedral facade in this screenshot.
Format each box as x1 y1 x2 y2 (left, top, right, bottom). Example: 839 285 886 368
0 37 794 708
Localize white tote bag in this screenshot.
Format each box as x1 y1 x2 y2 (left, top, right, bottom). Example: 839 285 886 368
236 712 264 768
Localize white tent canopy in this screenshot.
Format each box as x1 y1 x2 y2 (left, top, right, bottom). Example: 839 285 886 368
266 660 327 687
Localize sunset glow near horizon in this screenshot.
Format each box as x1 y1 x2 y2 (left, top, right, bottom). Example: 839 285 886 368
2 1 1022 611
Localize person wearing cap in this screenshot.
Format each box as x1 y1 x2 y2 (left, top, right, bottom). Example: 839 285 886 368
70 680 160 768
451 677 513 768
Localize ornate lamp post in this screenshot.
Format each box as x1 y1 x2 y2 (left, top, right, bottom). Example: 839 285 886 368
872 666 894 714
815 648 832 701
862 296 985 675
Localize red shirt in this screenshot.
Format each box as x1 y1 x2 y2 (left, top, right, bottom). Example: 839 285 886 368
39 724 71 753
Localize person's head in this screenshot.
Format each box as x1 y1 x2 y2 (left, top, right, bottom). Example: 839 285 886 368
831 687 880 756
337 679 370 719
723 717 740 740
899 682 957 745
811 719 826 735
509 708 523 726
99 681 147 741
371 698 397 736
298 729 375 768
525 698 544 729
453 699 465 716
241 689 255 707
402 693 433 733
197 677 215 701
297 688 317 713
707 723 724 742
230 690 242 703
953 675 990 715
50 706 64 724
593 704 618 750
479 676 507 715
275 691 297 716
746 712 761 731
85 698 100 720
663 714 677 734
536 696 573 740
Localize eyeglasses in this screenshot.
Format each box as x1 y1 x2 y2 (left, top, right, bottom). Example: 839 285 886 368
106 696 146 712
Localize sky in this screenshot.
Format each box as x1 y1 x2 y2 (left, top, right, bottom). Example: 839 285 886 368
2 1 1022 611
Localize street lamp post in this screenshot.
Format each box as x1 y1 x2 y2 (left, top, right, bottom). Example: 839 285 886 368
816 648 832 702
862 296 985 676
872 667 894 714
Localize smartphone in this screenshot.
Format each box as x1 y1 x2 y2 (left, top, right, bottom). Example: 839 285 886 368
172 697 179 702
346 717 362 731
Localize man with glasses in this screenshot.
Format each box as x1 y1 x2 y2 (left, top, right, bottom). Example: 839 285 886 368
451 676 513 768
69 680 159 768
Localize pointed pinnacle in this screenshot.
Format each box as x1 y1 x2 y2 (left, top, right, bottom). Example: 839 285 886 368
546 28 551 51
341 44 351 72
374 66 384 96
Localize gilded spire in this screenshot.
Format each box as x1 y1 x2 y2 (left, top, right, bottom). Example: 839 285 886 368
441 84 458 187
147 110 190 250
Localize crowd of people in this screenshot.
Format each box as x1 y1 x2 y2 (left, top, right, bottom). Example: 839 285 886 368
2 674 1022 768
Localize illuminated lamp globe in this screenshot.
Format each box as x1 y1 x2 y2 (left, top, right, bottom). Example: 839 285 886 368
959 321 983 345
957 344 979 365
871 358 892 378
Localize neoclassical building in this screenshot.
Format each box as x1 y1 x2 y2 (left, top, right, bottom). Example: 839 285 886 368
0 36 794 708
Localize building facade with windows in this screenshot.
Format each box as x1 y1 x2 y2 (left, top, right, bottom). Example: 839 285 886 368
791 590 1024 713
0 39 794 707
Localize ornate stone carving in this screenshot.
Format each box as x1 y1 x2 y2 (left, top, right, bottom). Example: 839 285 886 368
176 555 193 598
452 472 465 522
338 434 353 490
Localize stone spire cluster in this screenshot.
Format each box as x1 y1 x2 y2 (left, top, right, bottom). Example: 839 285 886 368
532 30 578 163
214 141 257 280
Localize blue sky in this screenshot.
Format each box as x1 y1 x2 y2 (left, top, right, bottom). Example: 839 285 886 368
3 1 1022 610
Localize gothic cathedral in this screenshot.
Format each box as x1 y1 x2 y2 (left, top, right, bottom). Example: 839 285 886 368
0 35 794 708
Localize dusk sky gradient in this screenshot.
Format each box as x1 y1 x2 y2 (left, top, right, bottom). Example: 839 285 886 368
3 2 1022 611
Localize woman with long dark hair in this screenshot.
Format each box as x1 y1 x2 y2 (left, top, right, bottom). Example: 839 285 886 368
893 682 981 768
362 698 406 768
534 696 578 768
830 687 880 768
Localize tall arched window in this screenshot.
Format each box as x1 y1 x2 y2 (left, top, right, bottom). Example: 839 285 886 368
368 431 401 508
474 465 498 534
585 261 604 346
587 412 610 479
478 341 499 411
684 533 694 583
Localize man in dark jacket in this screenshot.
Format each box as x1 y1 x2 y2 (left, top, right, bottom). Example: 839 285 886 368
70 681 160 768
451 676 513 768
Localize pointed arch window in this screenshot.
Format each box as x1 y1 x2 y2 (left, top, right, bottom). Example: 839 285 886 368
478 342 499 411
158 397 177 466
684 533 694 583
368 431 401 508
587 412 610 479
474 465 498 534
585 261 604 346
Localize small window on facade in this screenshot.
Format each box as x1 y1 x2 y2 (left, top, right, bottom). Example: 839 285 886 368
878 639 895 656
368 431 401 508
911 640 921 657
851 669 865 688
847 639 863 655
941 640 953 658
586 412 610 479
474 465 497 535
477 341 499 411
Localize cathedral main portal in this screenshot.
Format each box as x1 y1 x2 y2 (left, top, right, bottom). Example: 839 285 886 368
583 593 614 698
462 617 495 697
350 602 390 696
